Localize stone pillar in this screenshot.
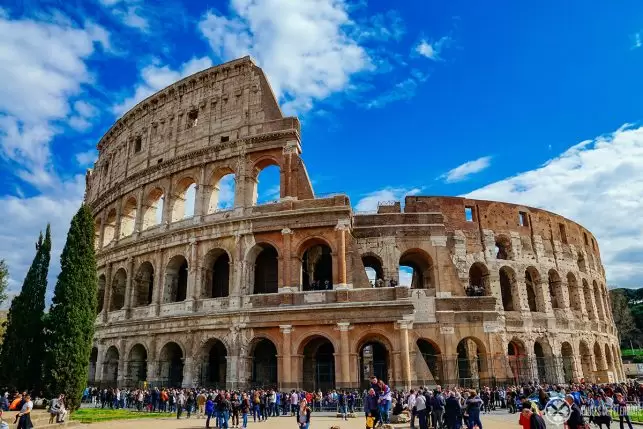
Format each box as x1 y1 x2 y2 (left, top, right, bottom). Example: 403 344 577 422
182 357 194 388
162 179 173 227
280 228 295 292
280 325 293 390
113 202 123 244
94 344 106 383
102 264 113 323
124 258 134 318
194 165 206 220
335 220 351 289
337 322 351 388
153 251 164 316
466 340 481 386
187 239 199 310
134 187 144 237
398 320 412 390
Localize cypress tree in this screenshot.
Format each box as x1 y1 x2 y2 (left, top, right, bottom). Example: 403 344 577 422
45 205 97 410
0 225 51 391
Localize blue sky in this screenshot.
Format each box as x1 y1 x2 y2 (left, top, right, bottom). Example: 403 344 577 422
2 0 643 299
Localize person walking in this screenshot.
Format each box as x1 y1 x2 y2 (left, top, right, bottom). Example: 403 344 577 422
444 391 462 429
615 393 634 429
415 390 428 429
205 395 214 429
465 390 483 429
240 393 251 429
15 395 32 429
295 399 311 429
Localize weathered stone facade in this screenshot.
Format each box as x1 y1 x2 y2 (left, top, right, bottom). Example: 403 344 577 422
86 56 623 390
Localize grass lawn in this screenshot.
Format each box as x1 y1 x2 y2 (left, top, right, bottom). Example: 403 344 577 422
71 408 174 423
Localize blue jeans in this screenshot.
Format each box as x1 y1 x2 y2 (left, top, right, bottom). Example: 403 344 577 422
379 400 391 424
242 413 248 428
220 410 229 429
253 405 260 422
468 409 483 429
205 411 212 428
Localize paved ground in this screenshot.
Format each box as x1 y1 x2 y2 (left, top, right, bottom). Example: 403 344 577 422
85 411 521 429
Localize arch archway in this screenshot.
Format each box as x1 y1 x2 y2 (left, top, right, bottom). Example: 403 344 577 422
164 255 188 302
548 269 563 309
207 169 236 212
525 267 542 312
171 177 197 221
495 235 513 260
251 338 278 386
110 268 127 311
508 339 529 383
578 252 587 273
567 273 582 311
467 262 490 296
561 342 575 383
142 188 164 229
499 266 517 311
534 341 550 382
456 337 486 388
301 336 336 392
204 249 230 298
103 209 117 246
120 197 137 238
301 239 333 290
249 243 279 294
416 339 443 385
127 344 148 386
253 163 281 205
97 275 106 313
159 342 184 387
362 254 384 287
89 347 98 383
358 338 390 389
133 262 154 307
399 249 434 289
200 339 227 388
593 281 605 320
102 346 119 383
582 279 596 319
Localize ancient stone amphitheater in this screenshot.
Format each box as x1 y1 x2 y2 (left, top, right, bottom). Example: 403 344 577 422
86 56 622 390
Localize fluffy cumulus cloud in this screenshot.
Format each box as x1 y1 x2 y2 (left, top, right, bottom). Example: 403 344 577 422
198 0 372 114
354 186 422 212
113 56 213 115
366 69 428 109
99 0 149 31
467 124 643 288
0 11 109 187
415 36 451 60
442 156 492 183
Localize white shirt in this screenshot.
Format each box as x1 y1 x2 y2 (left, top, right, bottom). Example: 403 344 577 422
290 393 299 405
415 395 426 411
407 393 417 409
20 401 33 413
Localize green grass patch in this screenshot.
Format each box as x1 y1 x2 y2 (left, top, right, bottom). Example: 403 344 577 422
610 409 643 423
620 348 643 357
71 408 174 423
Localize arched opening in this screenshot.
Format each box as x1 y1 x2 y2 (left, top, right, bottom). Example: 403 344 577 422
171 177 197 222
567 273 582 311
508 340 529 383
159 342 184 387
467 262 489 296
534 342 547 381
583 279 596 319
301 240 333 291
578 252 587 273
120 197 137 238
204 249 230 298
142 188 164 229
579 341 592 381
499 266 517 311
208 171 236 212
200 339 227 388
416 339 443 385
525 267 541 312
251 339 278 386
102 209 117 246
102 346 119 383
97 275 106 314
88 347 98 383
94 218 101 250
133 262 154 307
127 344 148 386
253 164 281 205
561 342 575 383
302 336 336 392
456 337 486 388
164 255 188 303
359 339 390 389
548 269 563 309
593 280 605 320
110 268 127 311
495 235 512 260
362 254 384 287
251 244 278 294
594 342 605 373
399 249 434 289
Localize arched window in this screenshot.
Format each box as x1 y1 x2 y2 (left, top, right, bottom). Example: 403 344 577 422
567 273 582 311
548 269 563 309
199 339 227 388
133 262 154 307
142 188 164 229
508 339 529 383
102 346 119 383
499 267 517 311
561 342 574 383
578 252 587 273
251 339 278 385
103 209 117 246
208 170 236 212
253 163 281 205
110 268 127 311
467 263 489 296
128 344 148 385
495 235 513 260
583 279 596 320
171 177 197 222
524 267 542 312
362 254 384 287
159 342 184 387
301 336 336 392
301 240 333 291
593 280 605 320
249 244 278 294
164 255 188 302
399 249 434 289
120 197 137 238
204 249 230 298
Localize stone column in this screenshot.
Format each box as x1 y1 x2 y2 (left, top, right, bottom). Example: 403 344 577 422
280 228 295 292
187 239 198 311
124 258 134 318
102 264 113 323
194 165 207 220
134 187 144 237
153 251 164 316
337 322 351 388
182 357 194 388
162 179 173 227
94 344 106 383
335 220 351 289
398 320 412 390
280 325 293 389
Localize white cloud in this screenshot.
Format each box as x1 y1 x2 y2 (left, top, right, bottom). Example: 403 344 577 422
442 156 492 183
113 56 213 116
354 10 405 42
0 12 109 186
354 187 421 213
415 36 451 60
99 0 149 31
466 124 643 288
75 149 98 166
366 70 429 109
198 0 372 114
632 32 641 50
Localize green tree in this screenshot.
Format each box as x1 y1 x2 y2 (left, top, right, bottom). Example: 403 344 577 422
610 289 642 348
45 206 97 410
0 259 8 307
0 226 51 390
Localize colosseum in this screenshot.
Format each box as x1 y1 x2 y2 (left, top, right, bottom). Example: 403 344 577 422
86 56 623 391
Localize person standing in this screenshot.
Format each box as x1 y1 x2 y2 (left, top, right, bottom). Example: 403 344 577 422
295 399 311 429
615 393 634 429
465 390 483 429
177 391 186 419
240 393 250 429
205 395 214 429
408 389 417 429
444 391 462 429
415 390 428 429
432 388 445 429
15 395 32 429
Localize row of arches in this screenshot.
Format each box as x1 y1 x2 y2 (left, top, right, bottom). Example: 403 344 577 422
467 262 610 319
96 165 280 248
361 250 434 288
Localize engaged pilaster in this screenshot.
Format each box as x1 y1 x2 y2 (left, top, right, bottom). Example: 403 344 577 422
280 325 293 389
337 322 351 388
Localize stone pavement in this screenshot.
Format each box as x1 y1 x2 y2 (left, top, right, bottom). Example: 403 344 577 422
84 412 520 429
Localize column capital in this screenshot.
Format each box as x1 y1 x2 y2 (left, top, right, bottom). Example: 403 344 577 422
337 322 351 332
397 320 413 330
335 219 351 231
279 325 293 334
281 227 294 235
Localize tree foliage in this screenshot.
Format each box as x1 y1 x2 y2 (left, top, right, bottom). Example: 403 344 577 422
0 260 8 307
45 206 97 410
0 226 51 390
610 288 643 348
